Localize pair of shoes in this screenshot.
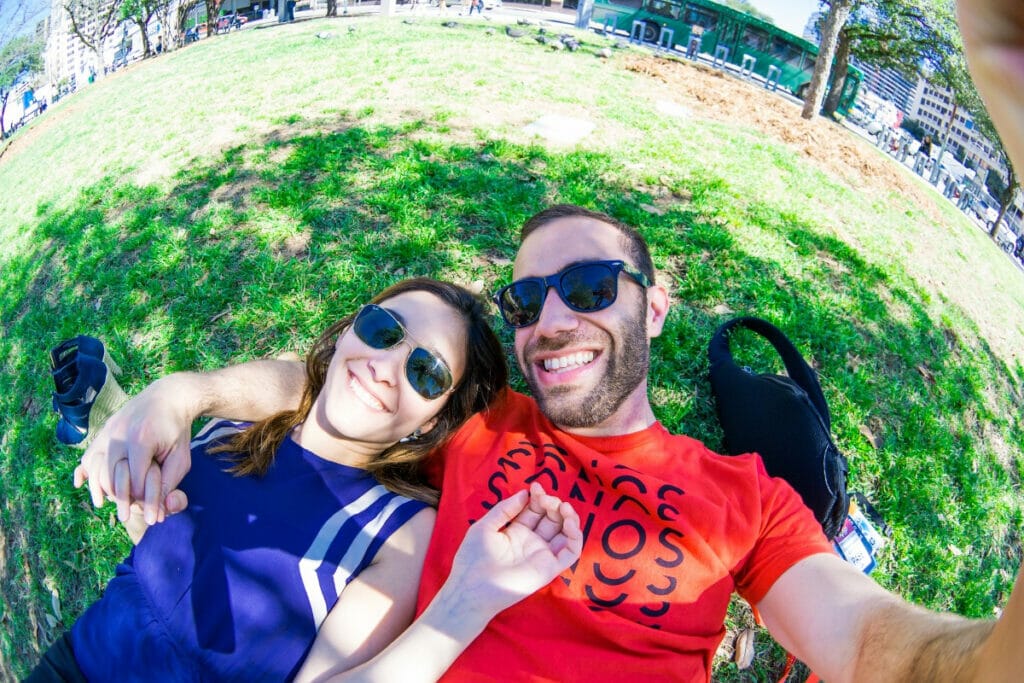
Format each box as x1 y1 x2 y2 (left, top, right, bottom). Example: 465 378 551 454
50 336 129 448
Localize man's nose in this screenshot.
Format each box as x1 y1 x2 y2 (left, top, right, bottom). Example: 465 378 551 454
532 288 580 337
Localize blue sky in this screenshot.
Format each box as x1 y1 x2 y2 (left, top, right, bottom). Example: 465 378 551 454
0 0 50 42
744 0 821 36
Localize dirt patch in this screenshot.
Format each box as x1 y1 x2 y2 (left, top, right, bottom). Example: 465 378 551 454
623 54 942 222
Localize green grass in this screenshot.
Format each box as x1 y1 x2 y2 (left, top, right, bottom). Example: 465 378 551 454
2 15 1023 680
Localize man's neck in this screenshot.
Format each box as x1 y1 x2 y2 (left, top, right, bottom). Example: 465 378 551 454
554 384 658 438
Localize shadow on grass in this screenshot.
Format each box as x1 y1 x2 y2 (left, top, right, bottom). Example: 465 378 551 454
1 115 1021 678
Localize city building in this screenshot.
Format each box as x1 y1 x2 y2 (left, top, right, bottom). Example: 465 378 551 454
42 0 180 91
801 10 823 42
909 79 1001 170
857 63 916 115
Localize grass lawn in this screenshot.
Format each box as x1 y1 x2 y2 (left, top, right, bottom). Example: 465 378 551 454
1 14 1023 680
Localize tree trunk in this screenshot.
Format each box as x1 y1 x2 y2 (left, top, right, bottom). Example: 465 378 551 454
135 18 151 56
990 164 1018 237
930 99 958 184
159 5 173 51
801 0 854 120
823 28 852 118
326 0 336 16
205 0 221 35
0 91 9 139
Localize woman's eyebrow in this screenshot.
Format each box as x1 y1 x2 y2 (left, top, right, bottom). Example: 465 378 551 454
387 308 408 327
387 308 444 355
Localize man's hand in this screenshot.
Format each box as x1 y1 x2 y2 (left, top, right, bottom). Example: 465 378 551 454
74 374 198 526
72 359 308 529
446 482 583 617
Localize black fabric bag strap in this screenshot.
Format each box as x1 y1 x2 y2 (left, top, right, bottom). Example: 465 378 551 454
708 316 831 430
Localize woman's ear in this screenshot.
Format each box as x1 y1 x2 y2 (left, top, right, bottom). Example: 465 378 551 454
417 417 439 437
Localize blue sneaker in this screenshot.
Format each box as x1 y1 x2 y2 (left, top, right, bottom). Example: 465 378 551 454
50 337 128 448
50 335 122 376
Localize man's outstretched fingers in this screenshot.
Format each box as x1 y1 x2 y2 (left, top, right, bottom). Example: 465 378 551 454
155 435 192 517
553 501 583 562
73 463 88 490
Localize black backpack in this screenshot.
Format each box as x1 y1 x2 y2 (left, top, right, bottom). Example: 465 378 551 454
708 317 850 540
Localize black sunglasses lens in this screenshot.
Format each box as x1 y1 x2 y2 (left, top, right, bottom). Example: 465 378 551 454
499 282 544 327
354 306 405 349
406 347 452 400
562 263 617 312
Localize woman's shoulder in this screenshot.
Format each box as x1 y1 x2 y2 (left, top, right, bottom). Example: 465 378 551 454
377 506 437 560
190 418 250 450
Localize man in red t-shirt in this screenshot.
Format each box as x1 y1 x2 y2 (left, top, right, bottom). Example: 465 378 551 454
409 205 832 681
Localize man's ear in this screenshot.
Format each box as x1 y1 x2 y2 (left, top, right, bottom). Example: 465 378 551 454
646 283 670 339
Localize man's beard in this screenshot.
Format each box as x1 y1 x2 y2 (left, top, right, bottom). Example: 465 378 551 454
522 306 649 429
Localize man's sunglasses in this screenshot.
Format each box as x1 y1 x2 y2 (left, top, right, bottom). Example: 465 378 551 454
352 304 454 400
494 259 652 329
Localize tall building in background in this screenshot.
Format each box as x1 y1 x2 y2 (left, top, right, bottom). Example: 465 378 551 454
910 79 1002 173
43 0 141 89
802 10 824 43
44 0 101 87
857 63 917 114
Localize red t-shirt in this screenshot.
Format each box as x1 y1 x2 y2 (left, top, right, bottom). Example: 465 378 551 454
417 389 832 682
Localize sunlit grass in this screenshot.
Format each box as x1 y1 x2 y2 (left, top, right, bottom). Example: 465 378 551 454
1 15 1022 680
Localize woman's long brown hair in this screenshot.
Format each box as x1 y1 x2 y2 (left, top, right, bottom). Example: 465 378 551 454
210 278 508 505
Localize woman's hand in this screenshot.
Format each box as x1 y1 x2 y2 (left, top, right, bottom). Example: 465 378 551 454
445 482 583 617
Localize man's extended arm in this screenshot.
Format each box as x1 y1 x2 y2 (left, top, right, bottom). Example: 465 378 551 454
757 553 1018 682
758 2 1024 679
75 359 306 526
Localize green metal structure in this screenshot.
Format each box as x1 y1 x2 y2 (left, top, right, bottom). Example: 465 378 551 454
595 0 863 114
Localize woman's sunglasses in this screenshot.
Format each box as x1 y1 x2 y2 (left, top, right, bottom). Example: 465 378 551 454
352 304 454 400
494 259 652 328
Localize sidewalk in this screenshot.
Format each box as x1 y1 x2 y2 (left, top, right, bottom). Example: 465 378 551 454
246 1 580 26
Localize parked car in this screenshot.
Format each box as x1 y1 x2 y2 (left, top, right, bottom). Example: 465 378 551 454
216 13 246 33
483 0 501 8
994 221 1017 254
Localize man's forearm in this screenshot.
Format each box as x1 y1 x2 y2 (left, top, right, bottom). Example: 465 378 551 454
164 359 306 423
854 598 994 682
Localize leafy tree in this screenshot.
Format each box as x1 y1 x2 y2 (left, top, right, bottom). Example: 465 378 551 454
1 0 33 48
915 1 975 187
120 0 171 56
821 0 938 118
0 34 42 138
64 0 124 74
718 0 773 24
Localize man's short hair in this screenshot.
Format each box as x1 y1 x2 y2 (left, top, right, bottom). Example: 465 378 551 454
520 205 656 283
